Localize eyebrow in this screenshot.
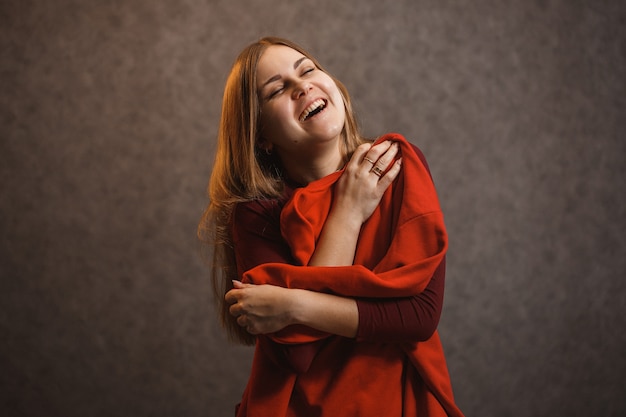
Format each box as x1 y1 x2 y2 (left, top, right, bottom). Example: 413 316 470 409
261 57 310 89
293 56 307 70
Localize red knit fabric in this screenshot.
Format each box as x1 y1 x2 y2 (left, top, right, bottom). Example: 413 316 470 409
236 133 464 417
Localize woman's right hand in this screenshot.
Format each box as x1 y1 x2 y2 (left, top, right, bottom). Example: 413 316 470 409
308 140 401 267
334 140 402 225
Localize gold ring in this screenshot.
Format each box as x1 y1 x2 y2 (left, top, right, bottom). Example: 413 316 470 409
364 157 375 164
371 166 384 177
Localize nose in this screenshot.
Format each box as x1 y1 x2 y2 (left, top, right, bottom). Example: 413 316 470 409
292 80 312 99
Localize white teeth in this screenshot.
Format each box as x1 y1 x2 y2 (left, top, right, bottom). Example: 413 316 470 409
299 99 326 122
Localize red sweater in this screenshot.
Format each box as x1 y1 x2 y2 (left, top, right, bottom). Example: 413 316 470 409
232 133 464 417
233 148 445 343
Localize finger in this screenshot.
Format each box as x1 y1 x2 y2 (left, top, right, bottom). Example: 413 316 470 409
377 142 400 169
370 143 400 177
362 141 393 168
376 158 402 190
239 317 259 335
232 280 254 289
369 140 393 158
348 143 373 168
371 139 393 152
229 302 244 316
224 289 239 304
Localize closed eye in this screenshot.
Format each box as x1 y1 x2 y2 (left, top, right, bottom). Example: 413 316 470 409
267 86 284 99
264 66 315 100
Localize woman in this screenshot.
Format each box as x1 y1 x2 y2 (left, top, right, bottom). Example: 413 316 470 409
198 37 464 417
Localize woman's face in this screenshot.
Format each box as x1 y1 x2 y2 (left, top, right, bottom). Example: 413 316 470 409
256 45 346 159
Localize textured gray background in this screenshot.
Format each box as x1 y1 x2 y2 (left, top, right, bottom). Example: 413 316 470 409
1 1 625 416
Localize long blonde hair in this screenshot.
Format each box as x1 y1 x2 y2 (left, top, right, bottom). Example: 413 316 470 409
198 37 365 344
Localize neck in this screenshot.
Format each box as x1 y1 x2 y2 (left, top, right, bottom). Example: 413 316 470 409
280 144 345 186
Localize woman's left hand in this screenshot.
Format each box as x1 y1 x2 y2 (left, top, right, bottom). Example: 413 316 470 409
225 280 296 334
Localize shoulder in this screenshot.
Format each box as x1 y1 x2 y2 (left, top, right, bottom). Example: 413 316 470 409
378 132 432 176
234 197 282 227
232 186 294 235
408 142 431 175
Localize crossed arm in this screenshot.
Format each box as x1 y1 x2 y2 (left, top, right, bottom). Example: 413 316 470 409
226 140 442 341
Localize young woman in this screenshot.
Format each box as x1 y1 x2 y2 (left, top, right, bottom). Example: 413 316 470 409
198 37 464 417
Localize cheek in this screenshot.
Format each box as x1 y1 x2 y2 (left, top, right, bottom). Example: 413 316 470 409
328 89 346 123
259 105 291 140
324 82 346 115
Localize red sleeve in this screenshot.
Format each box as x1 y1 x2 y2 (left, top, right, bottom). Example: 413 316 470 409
356 257 445 342
232 195 294 275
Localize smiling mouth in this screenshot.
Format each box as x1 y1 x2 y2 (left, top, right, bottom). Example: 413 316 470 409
299 99 327 122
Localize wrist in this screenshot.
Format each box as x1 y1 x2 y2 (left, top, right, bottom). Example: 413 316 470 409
326 204 364 232
290 290 359 338
289 289 309 326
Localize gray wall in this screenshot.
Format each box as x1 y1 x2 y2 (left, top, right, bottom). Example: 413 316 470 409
1 1 624 416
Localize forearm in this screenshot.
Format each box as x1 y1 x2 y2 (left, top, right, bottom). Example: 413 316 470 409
287 259 444 342
280 204 363 335
290 288 359 338
308 207 362 266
